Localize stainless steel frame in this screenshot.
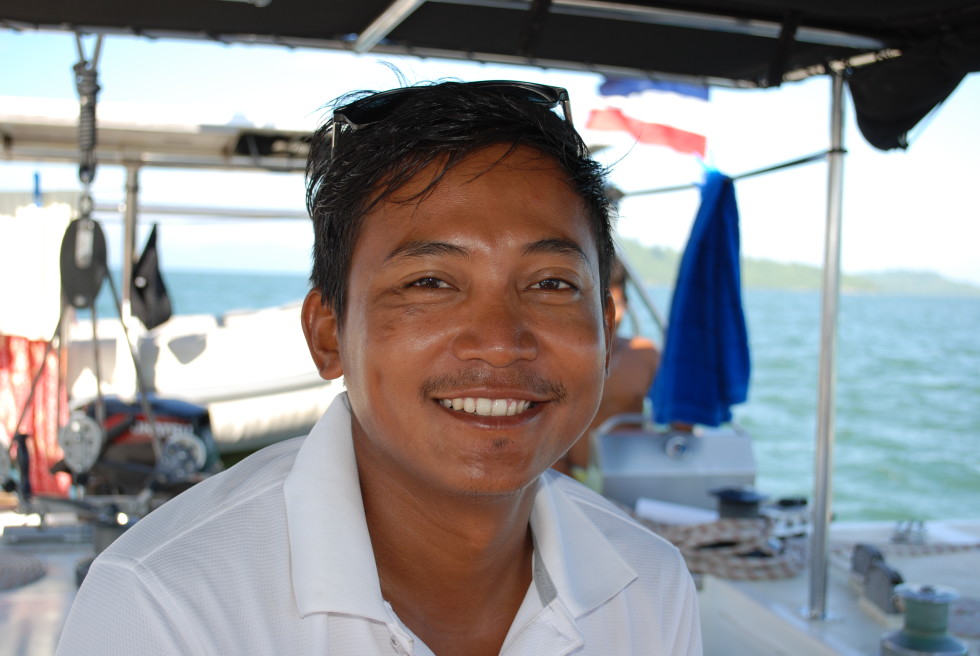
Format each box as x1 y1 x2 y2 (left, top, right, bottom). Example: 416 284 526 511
807 70 846 621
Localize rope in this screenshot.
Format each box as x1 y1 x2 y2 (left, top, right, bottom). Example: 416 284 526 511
831 540 980 559
627 495 980 582
623 149 842 198
645 520 980 581
0 552 46 591
636 516 808 580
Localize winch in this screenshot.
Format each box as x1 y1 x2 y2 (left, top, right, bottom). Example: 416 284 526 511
880 584 967 656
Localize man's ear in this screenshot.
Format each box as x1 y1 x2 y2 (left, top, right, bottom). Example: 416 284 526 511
602 289 616 376
301 290 344 380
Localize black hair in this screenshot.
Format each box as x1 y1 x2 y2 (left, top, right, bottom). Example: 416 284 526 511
305 80 615 326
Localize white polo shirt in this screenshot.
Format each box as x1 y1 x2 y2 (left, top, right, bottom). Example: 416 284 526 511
57 394 702 655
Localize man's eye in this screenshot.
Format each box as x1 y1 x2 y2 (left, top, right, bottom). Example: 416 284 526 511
532 278 574 291
409 277 450 289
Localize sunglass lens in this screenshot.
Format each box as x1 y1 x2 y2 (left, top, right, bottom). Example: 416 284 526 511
342 89 416 126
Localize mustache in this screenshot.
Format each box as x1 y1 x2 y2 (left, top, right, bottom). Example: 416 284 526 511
419 369 568 405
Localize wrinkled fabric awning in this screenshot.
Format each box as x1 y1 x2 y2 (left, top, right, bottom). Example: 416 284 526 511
649 171 750 427
3 1 979 150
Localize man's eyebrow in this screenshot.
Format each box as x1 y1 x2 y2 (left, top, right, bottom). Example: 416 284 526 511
521 238 589 263
384 240 469 263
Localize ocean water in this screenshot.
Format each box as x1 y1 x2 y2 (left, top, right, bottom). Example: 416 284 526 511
92 271 980 522
742 290 980 522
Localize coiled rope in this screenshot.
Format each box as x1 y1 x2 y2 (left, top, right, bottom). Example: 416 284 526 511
637 516 809 580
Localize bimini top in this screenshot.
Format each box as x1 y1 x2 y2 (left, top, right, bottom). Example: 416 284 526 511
2 0 979 149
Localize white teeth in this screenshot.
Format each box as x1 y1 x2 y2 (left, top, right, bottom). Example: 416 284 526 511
438 397 532 417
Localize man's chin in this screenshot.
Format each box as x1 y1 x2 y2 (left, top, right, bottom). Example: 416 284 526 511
448 465 550 500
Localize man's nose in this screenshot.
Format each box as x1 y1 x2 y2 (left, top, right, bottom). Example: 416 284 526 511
451 293 538 367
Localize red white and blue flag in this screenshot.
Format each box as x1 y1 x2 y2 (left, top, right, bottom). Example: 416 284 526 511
586 77 710 157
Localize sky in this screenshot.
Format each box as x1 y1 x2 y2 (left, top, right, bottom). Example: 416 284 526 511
1 30 979 285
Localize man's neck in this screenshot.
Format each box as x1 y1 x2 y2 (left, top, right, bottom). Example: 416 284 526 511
358 462 537 656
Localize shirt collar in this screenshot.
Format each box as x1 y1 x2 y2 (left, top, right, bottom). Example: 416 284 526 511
283 393 389 621
529 472 638 618
283 393 637 622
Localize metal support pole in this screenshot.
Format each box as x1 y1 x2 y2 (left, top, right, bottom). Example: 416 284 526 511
617 248 667 337
807 71 846 620
121 163 140 314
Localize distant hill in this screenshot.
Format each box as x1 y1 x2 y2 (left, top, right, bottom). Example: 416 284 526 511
617 238 980 297
856 270 980 297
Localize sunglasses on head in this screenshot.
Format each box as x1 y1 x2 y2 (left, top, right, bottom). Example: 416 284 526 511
330 80 573 150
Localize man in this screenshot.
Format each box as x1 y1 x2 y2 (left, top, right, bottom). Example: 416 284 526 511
555 257 661 482
57 81 701 655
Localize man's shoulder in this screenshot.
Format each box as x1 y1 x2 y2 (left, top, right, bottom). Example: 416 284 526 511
540 471 697 623
101 436 307 563
625 334 657 351
539 474 702 654
168 434 305 513
544 471 682 559
625 335 660 367
206 435 306 493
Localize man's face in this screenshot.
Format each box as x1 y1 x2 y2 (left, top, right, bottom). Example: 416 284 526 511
307 144 613 498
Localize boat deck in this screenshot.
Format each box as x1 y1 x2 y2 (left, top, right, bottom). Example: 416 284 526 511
4 505 979 655
0 510 91 656
699 520 980 655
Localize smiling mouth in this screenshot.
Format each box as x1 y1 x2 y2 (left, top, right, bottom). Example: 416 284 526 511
437 397 535 417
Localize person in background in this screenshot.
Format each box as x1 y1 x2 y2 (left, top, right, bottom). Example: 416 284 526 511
56 80 700 656
554 257 660 483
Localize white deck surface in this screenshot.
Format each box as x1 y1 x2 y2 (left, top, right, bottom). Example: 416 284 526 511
3 507 979 656
0 511 91 656
699 520 980 655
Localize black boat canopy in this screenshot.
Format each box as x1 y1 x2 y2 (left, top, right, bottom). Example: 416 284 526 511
3 0 979 150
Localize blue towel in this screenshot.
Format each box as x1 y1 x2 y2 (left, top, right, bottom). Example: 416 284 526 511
650 170 750 426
